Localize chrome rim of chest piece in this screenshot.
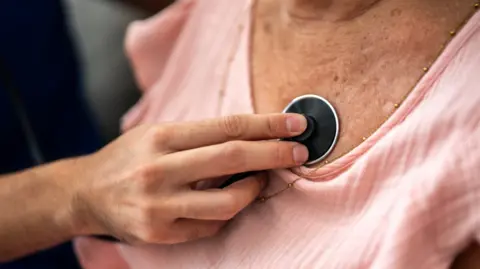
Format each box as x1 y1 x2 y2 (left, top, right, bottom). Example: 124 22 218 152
282 94 340 166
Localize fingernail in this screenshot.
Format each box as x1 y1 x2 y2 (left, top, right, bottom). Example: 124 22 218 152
286 115 307 134
293 145 309 164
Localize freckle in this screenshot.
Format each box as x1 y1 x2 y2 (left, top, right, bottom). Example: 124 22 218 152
263 21 272 34
333 75 339 82
390 8 402 17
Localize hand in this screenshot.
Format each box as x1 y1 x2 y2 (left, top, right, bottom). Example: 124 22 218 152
69 113 308 245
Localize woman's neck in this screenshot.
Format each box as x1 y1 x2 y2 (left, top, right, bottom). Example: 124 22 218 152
284 0 384 21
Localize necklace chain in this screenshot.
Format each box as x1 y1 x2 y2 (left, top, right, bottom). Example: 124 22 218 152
217 1 480 202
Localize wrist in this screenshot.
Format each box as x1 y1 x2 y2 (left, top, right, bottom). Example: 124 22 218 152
0 159 94 260
41 157 101 237
29 160 79 239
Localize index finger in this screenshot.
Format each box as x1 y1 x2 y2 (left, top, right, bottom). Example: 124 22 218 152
160 113 307 151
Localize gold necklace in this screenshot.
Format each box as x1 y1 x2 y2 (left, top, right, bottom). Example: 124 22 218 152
217 1 480 202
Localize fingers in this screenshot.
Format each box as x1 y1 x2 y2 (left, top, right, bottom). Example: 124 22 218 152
158 140 309 183
158 113 307 151
171 174 266 220
116 175 265 245
166 219 226 244
130 175 265 244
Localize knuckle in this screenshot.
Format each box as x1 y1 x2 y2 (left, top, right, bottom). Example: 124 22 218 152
137 203 156 227
270 142 292 167
150 126 172 147
218 194 241 220
221 142 247 172
220 115 245 139
173 200 191 218
135 207 164 243
266 116 283 136
157 197 179 218
133 166 157 192
273 142 288 165
134 162 170 192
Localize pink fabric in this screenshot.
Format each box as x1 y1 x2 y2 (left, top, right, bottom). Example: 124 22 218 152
77 1 480 268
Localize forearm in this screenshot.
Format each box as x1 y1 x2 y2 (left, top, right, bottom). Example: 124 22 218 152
0 159 82 261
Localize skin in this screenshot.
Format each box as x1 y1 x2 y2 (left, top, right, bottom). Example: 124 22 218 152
251 0 479 267
76 0 479 268
0 113 309 261
251 0 474 165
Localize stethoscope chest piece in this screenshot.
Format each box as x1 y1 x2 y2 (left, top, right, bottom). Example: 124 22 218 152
219 94 339 189
282 94 339 165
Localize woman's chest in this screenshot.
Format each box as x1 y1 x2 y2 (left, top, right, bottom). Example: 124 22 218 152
249 2 472 166
250 46 423 165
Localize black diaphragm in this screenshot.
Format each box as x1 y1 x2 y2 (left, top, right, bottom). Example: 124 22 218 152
281 94 339 165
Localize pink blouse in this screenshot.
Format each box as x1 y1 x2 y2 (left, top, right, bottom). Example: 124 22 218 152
76 1 480 268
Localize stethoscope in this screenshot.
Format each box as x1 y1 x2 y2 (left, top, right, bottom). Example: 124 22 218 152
0 57 340 243
219 94 339 187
